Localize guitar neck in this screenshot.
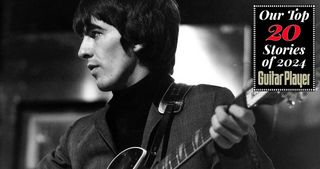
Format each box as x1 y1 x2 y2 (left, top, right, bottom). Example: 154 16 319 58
152 85 270 169
152 123 213 169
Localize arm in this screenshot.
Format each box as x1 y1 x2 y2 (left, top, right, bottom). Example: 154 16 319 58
209 90 274 169
36 126 72 169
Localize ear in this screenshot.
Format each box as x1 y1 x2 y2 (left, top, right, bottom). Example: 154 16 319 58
133 44 143 52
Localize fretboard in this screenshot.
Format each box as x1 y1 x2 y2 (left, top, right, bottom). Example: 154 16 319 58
152 122 213 169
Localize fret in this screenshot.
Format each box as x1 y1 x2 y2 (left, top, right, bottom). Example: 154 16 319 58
176 143 186 163
202 123 212 143
194 129 201 150
168 154 178 169
191 140 196 151
185 140 194 158
183 144 188 158
175 154 181 166
174 144 182 165
200 129 205 145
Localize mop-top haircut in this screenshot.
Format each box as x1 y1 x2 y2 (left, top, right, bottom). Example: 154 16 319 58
73 0 180 74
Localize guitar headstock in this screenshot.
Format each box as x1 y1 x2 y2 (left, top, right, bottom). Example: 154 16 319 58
278 91 309 108
276 65 320 108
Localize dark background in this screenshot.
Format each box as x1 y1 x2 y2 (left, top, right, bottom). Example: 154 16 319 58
1 0 320 169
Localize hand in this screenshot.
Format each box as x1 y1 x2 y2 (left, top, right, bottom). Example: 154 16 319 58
209 104 255 149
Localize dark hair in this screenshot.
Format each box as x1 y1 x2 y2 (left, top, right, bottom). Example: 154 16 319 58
73 0 180 74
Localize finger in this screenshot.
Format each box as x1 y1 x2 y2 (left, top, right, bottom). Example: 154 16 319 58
228 104 256 126
209 126 233 149
211 114 242 144
215 106 246 136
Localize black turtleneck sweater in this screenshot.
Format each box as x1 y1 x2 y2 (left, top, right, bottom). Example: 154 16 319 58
106 73 173 152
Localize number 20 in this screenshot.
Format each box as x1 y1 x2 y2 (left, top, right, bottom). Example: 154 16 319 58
266 24 301 42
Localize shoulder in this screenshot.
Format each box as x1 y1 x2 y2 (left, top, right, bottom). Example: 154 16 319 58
175 84 235 118
186 84 235 105
63 106 107 142
70 106 106 129
191 84 233 94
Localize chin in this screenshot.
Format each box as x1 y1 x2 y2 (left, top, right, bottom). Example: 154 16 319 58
96 79 122 92
95 75 129 91
96 83 113 92
94 79 111 91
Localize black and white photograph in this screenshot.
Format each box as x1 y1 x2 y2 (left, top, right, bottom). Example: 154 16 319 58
0 0 319 169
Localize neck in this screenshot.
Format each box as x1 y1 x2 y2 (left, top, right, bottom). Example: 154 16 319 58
125 62 150 88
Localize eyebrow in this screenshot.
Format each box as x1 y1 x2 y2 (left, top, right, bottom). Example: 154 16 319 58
84 23 104 34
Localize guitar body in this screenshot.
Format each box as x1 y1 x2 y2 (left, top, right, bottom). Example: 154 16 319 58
107 147 147 169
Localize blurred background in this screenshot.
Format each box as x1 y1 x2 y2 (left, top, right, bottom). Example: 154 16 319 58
0 0 319 169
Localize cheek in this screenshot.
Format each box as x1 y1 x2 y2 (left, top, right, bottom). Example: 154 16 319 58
100 45 132 75
108 39 131 64
102 36 127 59
96 32 134 73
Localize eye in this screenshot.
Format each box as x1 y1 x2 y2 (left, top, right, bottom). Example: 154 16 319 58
88 30 103 39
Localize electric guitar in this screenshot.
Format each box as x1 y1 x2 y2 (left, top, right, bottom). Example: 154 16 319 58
106 78 319 169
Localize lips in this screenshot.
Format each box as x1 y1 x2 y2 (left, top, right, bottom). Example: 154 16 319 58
87 64 98 71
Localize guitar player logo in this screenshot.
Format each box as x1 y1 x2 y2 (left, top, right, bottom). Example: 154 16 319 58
253 5 315 91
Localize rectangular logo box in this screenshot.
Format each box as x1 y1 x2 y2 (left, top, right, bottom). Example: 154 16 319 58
253 5 315 91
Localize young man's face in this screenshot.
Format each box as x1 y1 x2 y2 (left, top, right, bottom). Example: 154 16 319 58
78 17 148 91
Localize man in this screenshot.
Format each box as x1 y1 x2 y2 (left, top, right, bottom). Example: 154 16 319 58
37 0 274 168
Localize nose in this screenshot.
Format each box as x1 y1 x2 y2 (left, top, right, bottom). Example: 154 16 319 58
78 36 94 59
